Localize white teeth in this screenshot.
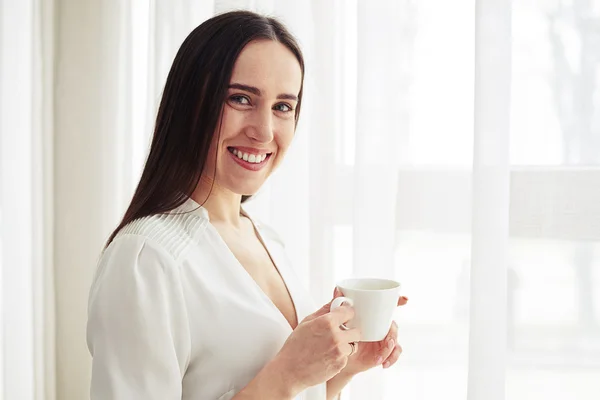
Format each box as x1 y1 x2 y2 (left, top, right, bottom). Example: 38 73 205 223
230 148 269 164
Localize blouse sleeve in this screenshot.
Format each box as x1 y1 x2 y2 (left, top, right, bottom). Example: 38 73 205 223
86 235 191 399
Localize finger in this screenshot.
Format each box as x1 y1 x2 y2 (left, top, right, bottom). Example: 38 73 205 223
328 304 355 325
382 343 403 369
340 327 362 344
381 321 398 350
304 289 350 324
333 287 344 298
303 300 336 322
388 321 398 337
397 296 409 306
345 341 357 357
376 333 396 365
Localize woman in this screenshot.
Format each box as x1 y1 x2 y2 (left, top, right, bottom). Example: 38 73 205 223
87 10 407 400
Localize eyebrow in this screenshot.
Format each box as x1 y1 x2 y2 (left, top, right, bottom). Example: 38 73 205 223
228 83 298 101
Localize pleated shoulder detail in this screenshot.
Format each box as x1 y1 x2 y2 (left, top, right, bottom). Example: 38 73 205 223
117 211 208 261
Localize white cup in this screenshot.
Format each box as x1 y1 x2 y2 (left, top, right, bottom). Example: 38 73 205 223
330 278 401 342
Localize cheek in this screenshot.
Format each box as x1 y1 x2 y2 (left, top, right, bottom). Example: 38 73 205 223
272 127 295 165
219 106 245 139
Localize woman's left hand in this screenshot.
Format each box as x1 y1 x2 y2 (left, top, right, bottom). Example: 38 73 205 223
333 288 408 376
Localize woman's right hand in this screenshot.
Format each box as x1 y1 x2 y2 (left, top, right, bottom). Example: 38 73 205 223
273 300 361 393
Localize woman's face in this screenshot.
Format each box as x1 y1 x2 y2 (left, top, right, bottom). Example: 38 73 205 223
204 39 302 196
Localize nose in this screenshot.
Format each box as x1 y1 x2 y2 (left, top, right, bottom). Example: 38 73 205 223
246 107 274 143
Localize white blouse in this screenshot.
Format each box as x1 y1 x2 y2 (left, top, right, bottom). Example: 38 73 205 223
87 198 326 400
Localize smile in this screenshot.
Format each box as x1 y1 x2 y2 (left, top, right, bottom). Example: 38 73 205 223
227 147 272 171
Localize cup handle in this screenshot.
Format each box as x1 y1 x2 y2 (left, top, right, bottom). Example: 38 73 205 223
330 297 354 331
331 296 353 310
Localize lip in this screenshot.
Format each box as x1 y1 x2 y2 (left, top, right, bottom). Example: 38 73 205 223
229 146 272 156
228 148 272 171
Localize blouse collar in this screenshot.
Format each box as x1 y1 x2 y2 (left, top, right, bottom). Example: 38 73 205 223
173 196 253 224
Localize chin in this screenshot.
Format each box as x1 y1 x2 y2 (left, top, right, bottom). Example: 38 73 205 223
228 181 264 197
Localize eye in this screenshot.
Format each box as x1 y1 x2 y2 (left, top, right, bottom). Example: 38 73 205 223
229 95 251 105
274 103 293 113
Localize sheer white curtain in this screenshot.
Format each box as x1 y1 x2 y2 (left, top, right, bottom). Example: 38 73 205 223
1 0 54 399
133 0 600 399
2 0 600 399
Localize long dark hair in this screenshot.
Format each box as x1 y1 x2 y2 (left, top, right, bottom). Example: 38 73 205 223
106 11 305 246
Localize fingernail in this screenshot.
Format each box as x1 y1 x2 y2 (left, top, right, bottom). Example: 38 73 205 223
376 356 383 365
388 339 395 349
382 361 390 369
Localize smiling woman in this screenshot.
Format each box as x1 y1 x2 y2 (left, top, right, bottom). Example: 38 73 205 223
86 9 405 400
199 39 301 196
105 11 304 244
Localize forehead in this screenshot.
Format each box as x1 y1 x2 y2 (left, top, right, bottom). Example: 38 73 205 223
229 40 302 96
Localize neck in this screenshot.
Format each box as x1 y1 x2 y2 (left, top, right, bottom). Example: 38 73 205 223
191 175 243 227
